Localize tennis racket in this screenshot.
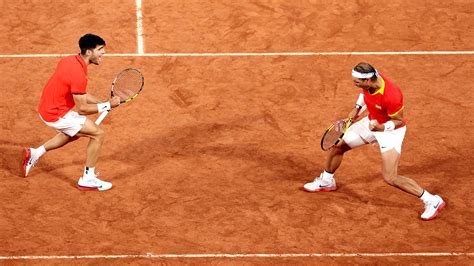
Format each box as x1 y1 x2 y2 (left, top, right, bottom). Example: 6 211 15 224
95 68 144 125
320 118 353 151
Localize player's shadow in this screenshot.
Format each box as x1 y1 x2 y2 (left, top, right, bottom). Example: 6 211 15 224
101 114 321 183
0 144 22 177
101 113 455 199
0 143 78 187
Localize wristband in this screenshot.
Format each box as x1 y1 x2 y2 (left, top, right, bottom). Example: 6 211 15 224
97 102 111 112
355 93 365 107
384 121 395 132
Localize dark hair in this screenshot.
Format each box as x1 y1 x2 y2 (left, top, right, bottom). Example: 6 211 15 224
353 62 378 81
79 34 106 55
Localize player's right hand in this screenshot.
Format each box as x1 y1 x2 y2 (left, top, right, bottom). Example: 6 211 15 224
110 96 121 108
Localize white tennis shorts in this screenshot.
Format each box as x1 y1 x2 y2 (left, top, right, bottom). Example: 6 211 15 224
342 116 406 153
40 111 87 137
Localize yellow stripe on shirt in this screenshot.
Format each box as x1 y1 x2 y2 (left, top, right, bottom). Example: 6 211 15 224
388 105 405 117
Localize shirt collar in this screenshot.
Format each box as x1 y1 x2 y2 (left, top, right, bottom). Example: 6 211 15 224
370 76 385 95
75 54 87 74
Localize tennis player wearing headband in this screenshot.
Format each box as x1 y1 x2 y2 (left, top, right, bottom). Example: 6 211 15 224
21 33 120 191
304 62 445 220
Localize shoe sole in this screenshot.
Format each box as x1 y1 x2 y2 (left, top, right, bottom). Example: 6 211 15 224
76 184 112 191
20 147 30 177
77 185 101 191
303 186 337 193
421 201 446 221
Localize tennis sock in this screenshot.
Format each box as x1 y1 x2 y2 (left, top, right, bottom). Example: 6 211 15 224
35 145 46 158
322 170 334 179
419 190 435 202
84 167 96 180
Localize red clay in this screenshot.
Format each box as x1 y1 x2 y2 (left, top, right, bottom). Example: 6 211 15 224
0 1 473 264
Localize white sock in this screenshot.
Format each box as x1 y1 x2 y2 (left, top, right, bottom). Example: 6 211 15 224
84 167 96 180
419 190 435 202
35 145 46 158
322 170 334 179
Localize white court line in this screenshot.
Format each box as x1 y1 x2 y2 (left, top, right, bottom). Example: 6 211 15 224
0 51 474 58
136 0 144 54
110 51 474 57
0 252 473 260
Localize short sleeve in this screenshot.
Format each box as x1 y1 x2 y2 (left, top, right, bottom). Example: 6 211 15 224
387 88 404 117
69 67 87 94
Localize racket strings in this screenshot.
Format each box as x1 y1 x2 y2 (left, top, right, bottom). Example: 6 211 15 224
113 70 143 102
322 127 341 150
321 120 348 150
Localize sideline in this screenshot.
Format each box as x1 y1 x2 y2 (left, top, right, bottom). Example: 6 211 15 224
0 51 474 58
1 252 473 260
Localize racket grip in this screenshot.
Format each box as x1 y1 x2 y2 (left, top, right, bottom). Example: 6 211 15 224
95 110 110 125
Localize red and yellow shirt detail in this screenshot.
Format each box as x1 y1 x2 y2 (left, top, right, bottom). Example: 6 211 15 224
362 73 406 126
38 55 88 122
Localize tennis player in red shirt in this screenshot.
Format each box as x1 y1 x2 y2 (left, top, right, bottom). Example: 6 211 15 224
21 33 120 191
304 62 445 220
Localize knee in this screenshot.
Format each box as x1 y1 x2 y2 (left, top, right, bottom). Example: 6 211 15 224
94 127 105 142
331 142 350 155
383 173 397 186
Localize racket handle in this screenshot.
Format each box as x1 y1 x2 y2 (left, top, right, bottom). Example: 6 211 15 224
95 110 110 125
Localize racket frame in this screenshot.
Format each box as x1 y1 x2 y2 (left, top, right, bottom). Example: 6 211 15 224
95 68 144 125
320 118 353 151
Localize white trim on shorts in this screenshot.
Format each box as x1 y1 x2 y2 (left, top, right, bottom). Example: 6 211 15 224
342 116 406 153
40 111 87 137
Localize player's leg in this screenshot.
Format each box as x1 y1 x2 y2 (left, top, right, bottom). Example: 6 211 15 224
325 141 352 173
303 141 352 192
377 127 445 220
43 132 76 150
75 118 112 191
304 116 375 192
75 118 105 168
380 148 423 195
22 112 83 177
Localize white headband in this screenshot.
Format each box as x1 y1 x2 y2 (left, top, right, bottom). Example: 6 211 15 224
352 69 378 79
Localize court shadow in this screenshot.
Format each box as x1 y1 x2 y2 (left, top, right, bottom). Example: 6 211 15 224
100 114 320 182
0 144 24 177
0 143 78 188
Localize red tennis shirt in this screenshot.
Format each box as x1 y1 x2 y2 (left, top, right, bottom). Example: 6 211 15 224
38 55 88 122
362 73 406 126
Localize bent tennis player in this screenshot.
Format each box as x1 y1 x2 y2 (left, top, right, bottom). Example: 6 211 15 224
304 62 445 220
21 33 120 191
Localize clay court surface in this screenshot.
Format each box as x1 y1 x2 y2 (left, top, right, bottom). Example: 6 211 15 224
1 0 473 265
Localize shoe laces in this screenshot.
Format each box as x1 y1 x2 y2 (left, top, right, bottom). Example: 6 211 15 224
314 174 323 182
423 198 438 209
28 154 39 167
83 172 102 183
86 177 102 185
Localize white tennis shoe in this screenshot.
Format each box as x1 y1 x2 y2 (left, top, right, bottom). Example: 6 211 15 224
303 174 337 192
21 147 39 177
77 175 113 191
421 195 445 220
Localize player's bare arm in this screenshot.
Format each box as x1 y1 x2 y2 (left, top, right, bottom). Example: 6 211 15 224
74 94 121 115
86 94 120 107
74 94 107 115
86 94 103 104
347 107 361 122
388 109 405 128
369 109 405 131
347 92 366 122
